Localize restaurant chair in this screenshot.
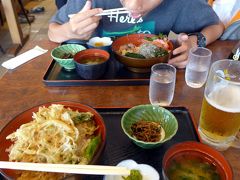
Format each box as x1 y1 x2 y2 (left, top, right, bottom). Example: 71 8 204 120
0 45 4 54
0 8 5 54
17 0 31 25
0 10 3 26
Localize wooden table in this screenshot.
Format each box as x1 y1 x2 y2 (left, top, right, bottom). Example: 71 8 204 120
0 40 239 178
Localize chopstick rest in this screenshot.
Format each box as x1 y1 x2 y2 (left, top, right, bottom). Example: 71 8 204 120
1 46 48 70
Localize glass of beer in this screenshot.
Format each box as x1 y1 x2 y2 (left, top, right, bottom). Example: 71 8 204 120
198 59 240 151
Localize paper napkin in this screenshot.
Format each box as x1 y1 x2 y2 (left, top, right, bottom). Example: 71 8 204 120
1 46 48 70
168 30 178 41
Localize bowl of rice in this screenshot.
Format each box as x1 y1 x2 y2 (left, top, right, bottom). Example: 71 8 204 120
112 34 173 73
0 101 106 180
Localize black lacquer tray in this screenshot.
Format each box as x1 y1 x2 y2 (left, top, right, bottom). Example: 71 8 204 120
83 106 200 180
0 107 200 180
43 58 151 86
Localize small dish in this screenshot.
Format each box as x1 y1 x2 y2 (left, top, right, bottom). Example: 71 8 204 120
51 44 86 71
87 37 112 52
104 159 159 180
162 141 233 180
121 104 178 149
74 49 110 80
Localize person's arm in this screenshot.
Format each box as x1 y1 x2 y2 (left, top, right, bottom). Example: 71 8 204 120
48 0 102 43
188 22 225 48
201 22 225 45
48 22 77 43
168 22 224 68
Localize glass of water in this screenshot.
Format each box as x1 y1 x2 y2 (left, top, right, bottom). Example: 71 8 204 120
185 47 212 88
149 63 176 106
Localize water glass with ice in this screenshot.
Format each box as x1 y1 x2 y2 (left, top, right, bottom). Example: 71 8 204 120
149 63 176 106
185 47 212 88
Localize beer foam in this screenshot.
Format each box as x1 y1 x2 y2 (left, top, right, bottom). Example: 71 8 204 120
206 85 240 113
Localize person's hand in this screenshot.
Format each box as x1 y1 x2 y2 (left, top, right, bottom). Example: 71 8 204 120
67 0 103 40
168 33 197 69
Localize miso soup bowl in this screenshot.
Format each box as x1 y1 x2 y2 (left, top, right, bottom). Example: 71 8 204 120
162 141 233 180
73 49 110 80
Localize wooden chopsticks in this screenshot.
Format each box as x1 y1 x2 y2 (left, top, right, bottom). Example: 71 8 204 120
0 161 130 176
96 7 129 16
68 7 130 18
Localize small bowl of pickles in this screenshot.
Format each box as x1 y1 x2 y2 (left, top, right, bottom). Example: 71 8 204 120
51 44 86 71
121 104 178 149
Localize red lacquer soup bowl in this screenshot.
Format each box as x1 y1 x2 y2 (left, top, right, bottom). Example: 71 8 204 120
0 101 106 179
162 141 233 180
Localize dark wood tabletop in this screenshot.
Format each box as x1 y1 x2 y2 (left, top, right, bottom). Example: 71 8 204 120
0 39 239 178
